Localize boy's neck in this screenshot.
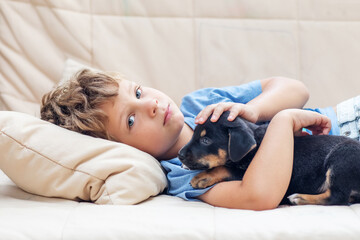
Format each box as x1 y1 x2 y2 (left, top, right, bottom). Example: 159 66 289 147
158 123 193 161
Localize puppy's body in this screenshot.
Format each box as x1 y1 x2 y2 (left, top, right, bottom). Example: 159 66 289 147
178 112 360 205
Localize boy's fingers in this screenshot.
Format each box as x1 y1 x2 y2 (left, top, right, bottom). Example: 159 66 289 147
195 115 205 124
227 109 240 121
195 110 203 124
195 105 216 124
298 113 331 135
227 104 245 121
211 103 230 122
196 103 247 124
210 110 222 122
314 116 331 135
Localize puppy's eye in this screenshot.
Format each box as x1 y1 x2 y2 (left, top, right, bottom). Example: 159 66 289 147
200 137 212 146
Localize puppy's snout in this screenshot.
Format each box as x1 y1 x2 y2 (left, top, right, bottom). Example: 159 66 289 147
178 147 187 161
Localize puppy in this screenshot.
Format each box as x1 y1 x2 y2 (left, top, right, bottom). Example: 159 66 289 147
178 111 360 205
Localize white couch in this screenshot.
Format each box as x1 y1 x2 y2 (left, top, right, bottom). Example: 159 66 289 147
2 171 360 239
1 1 360 239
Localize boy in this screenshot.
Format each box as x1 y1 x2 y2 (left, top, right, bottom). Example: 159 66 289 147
41 69 337 210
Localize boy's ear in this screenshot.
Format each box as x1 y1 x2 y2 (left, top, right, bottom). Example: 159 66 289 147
228 128 257 162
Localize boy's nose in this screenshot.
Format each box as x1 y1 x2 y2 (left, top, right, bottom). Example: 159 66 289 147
147 99 158 117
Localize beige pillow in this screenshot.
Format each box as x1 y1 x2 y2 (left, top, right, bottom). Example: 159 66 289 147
0 111 167 204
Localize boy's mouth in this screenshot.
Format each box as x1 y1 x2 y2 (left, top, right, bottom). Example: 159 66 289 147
163 104 172 125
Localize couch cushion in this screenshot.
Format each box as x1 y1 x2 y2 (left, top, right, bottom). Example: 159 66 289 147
0 111 167 204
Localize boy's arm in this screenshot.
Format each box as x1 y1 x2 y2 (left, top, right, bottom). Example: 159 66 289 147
249 76 309 122
197 109 331 210
196 77 309 124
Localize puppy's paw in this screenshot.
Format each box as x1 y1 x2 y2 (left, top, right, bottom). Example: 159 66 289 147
288 193 307 205
191 172 213 189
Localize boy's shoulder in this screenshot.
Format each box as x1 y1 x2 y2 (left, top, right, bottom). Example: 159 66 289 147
182 80 262 103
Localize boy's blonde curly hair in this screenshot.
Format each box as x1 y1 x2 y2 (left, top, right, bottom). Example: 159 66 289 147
40 69 120 140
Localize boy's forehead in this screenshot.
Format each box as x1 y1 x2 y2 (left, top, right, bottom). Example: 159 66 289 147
115 80 142 107
118 79 134 94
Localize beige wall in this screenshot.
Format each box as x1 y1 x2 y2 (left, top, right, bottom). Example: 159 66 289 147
1 0 360 116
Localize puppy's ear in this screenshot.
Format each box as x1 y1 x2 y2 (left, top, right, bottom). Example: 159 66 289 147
228 128 257 162
218 112 257 161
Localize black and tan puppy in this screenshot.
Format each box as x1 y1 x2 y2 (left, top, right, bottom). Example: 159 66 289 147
178 111 360 205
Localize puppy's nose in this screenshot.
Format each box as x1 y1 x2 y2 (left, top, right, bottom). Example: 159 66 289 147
178 149 186 160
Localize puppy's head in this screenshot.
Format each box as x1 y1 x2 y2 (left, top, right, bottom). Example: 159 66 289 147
178 111 257 170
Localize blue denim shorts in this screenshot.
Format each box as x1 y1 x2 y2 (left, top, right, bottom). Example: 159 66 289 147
336 95 360 140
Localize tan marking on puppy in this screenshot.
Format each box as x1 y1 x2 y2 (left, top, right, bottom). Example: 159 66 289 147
199 149 228 169
218 149 227 163
318 169 332 193
288 189 331 205
200 129 206 137
191 166 232 188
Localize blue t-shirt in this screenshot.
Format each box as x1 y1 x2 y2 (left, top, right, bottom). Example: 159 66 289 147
160 80 340 201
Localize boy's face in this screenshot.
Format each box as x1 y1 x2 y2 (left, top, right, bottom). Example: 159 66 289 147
101 79 185 158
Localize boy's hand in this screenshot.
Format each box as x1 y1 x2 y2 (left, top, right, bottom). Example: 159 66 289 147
275 109 332 136
195 103 259 124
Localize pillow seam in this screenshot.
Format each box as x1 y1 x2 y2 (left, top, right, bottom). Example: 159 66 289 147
0 129 105 182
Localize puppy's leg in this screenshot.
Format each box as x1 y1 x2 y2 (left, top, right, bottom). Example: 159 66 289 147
288 188 350 205
191 166 234 189
288 190 332 205
288 168 350 205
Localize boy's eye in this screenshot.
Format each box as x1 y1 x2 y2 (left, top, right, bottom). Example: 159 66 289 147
135 87 142 99
128 115 135 128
